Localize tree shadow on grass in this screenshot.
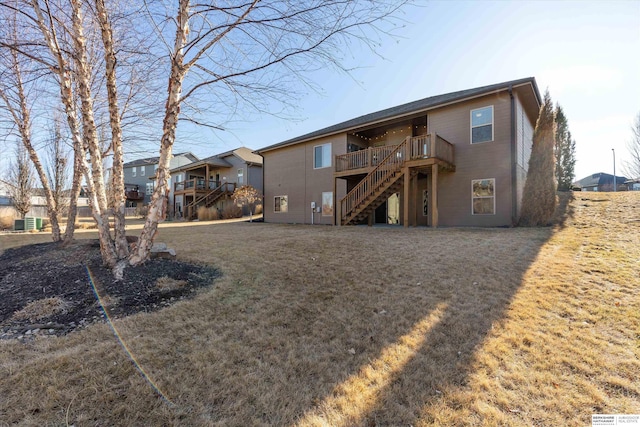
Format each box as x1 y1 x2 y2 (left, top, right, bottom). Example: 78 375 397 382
160 213 565 424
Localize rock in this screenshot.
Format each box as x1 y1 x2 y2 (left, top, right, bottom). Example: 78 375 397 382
151 242 168 251
348 348 356 355
150 246 176 260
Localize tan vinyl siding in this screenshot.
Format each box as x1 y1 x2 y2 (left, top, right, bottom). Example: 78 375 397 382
264 134 347 224
429 93 514 226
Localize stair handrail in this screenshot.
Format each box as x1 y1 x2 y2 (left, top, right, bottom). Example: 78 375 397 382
339 137 408 222
184 181 227 211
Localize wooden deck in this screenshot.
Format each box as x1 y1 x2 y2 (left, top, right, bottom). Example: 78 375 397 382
336 134 455 227
334 134 455 178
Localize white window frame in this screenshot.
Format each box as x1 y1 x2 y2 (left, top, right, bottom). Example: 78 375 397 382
146 182 154 195
470 105 494 144
132 166 137 177
314 143 332 169
274 195 288 213
471 178 495 215
322 192 333 216
238 168 244 185
141 165 146 176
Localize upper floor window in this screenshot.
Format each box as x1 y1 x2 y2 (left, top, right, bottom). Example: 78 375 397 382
238 168 244 185
141 166 146 176
314 143 331 169
471 106 493 144
146 182 154 195
132 166 137 177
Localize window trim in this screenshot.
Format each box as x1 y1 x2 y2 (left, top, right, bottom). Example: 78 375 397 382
471 178 496 215
238 168 244 185
140 165 146 176
274 195 288 213
470 105 494 144
132 166 137 177
313 143 332 169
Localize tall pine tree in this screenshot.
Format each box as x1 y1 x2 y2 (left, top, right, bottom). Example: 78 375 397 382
519 90 557 226
555 104 577 191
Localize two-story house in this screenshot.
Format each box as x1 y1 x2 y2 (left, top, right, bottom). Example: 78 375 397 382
257 77 542 227
122 152 198 208
170 147 263 219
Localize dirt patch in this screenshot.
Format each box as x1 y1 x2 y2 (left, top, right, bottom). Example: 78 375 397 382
0 239 220 339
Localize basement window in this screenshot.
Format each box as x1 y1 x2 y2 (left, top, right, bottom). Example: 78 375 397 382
471 178 495 215
471 106 493 144
314 143 332 169
274 195 288 213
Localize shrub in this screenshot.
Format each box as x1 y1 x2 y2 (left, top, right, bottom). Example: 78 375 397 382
0 213 15 231
197 206 220 221
221 204 243 219
136 204 149 219
254 204 263 215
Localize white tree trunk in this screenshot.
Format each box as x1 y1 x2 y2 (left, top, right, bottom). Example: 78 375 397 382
95 0 128 259
129 0 191 266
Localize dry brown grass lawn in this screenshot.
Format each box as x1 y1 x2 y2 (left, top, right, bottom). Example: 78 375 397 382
0 192 638 426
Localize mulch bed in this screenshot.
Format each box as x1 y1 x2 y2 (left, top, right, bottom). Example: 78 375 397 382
0 240 220 340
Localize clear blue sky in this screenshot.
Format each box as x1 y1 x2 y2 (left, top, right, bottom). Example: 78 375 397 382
177 0 640 182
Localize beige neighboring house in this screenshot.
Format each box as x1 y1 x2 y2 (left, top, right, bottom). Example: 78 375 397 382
170 147 263 219
257 77 542 227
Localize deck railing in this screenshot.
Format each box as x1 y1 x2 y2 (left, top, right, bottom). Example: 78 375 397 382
335 145 397 172
336 134 454 174
124 190 145 201
340 138 408 222
174 178 221 193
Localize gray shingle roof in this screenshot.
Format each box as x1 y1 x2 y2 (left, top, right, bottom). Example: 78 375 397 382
258 77 540 153
123 152 197 168
573 172 628 188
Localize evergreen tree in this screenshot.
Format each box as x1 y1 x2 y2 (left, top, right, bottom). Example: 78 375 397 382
554 104 577 191
519 90 557 226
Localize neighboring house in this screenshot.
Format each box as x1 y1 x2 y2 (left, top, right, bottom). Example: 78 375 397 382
170 146 263 219
573 173 628 192
257 77 542 227
624 178 640 191
122 152 199 207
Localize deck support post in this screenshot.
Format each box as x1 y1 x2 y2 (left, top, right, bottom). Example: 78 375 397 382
333 177 338 226
431 164 438 227
403 167 410 227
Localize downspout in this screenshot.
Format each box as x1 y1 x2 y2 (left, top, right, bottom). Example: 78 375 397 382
509 85 517 225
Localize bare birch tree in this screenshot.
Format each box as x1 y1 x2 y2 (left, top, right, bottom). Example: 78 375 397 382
624 112 640 180
131 0 411 264
2 0 412 274
0 9 66 239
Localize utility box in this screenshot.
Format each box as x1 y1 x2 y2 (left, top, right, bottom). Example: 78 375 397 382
35 217 43 230
14 219 25 231
24 217 36 231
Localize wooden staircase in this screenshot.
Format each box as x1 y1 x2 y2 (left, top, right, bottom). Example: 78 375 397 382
185 182 236 219
339 139 408 225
